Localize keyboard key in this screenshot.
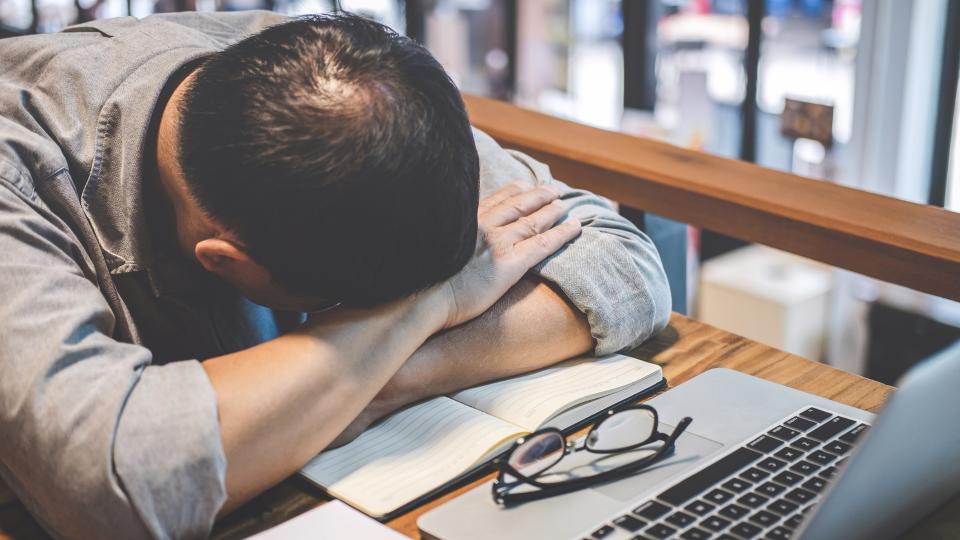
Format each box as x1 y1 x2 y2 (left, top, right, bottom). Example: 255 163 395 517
613 514 646 532
684 500 716 516
808 416 856 442
757 481 787 497
768 498 800 515
785 488 817 504
592 524 615 538
767 525 794 539
741 467 770 482
790 437 818 451
838 423 869 443
784 416 816 431
819 466 839 480
785 514 804 528
749 509 780 527
822 440 852 455
716 535 739 540
722 478 752 493
768 425 801 441
737 492 770 508
758 457 788 472
659 447 762 505
789 461 821 475
634 500 672 521
666 511 697 528
802 477 827 493
748 435 784 453
798 407 832 422
807 450 837 465
701 515 732 532
680 528 711 540
719 503 751 520
772 471 804 486
645 523 678 539
773 447 804 462
704 488 735 505
731 521 763 538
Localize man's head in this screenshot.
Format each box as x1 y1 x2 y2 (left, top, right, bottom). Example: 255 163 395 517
162 14 479 309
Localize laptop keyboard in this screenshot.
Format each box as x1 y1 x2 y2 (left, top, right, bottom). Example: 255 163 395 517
581 407 871 540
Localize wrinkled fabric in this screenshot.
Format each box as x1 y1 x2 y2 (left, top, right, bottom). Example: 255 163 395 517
474 130 671 353
0 11 669 540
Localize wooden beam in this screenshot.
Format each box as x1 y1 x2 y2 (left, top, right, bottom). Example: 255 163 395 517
464 94 960 302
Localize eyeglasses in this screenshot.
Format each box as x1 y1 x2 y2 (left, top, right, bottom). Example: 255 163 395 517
491 404 693 506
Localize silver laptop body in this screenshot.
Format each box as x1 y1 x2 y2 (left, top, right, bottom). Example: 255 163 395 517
418 341 960 540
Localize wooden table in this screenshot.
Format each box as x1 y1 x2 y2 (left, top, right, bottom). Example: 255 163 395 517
0 313 921 539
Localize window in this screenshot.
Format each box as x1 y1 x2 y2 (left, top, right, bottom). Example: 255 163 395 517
947 75 960 212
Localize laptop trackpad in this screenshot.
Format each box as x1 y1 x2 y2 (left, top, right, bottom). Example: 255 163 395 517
590 425 724 502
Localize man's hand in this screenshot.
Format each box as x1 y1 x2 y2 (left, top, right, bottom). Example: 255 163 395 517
329 185 584 448
439 183 581 329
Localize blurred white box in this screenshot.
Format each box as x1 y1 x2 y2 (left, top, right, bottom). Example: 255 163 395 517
698 246 832 360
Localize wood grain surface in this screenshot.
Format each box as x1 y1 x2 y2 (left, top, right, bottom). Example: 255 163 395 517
463 95 960 303
0 315 895 540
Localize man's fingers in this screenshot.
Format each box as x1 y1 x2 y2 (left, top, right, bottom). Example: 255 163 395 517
502 199 569 241
515 218 582 267
478 182 527 215
484 185 561 227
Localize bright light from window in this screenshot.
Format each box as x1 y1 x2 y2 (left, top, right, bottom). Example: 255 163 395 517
948 76 960 212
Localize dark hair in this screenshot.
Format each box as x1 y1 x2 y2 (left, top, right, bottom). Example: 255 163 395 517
178 14 479 306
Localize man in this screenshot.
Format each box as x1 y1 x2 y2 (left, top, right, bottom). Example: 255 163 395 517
0 11 670 539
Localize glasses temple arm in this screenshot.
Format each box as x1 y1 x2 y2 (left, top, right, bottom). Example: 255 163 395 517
665 416 693 445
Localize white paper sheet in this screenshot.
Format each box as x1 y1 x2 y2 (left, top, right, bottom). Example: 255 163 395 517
249 500 408 539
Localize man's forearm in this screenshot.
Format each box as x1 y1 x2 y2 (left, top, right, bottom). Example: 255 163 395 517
203 290 448 515
380 277 595 410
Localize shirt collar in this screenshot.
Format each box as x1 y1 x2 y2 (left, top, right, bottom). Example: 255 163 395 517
81 48 212 294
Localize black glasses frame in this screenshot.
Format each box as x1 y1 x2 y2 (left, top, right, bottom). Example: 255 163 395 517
492 404 693 506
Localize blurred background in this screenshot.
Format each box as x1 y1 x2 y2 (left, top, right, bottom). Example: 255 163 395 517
3 0 958 384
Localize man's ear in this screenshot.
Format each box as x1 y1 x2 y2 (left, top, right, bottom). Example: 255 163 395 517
195 238 273 290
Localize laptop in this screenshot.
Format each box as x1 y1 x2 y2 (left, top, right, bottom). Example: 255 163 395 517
418 341 960 540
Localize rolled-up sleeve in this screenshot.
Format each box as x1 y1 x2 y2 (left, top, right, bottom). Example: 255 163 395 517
474 128 671 354
0 180 226 539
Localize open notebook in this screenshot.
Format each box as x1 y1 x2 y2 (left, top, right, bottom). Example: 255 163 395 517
300 354 664 520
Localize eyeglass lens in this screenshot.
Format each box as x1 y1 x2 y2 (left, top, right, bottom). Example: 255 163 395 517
507 431 565 476
586 408 657 452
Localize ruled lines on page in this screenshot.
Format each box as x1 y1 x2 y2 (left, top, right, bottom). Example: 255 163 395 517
301 397 525 517
451 354 660 431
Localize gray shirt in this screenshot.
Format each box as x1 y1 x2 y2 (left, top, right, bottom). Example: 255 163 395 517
0 12 670 540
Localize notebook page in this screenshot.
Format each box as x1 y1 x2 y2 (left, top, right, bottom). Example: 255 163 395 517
450 354 660 431
300 396 525 517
